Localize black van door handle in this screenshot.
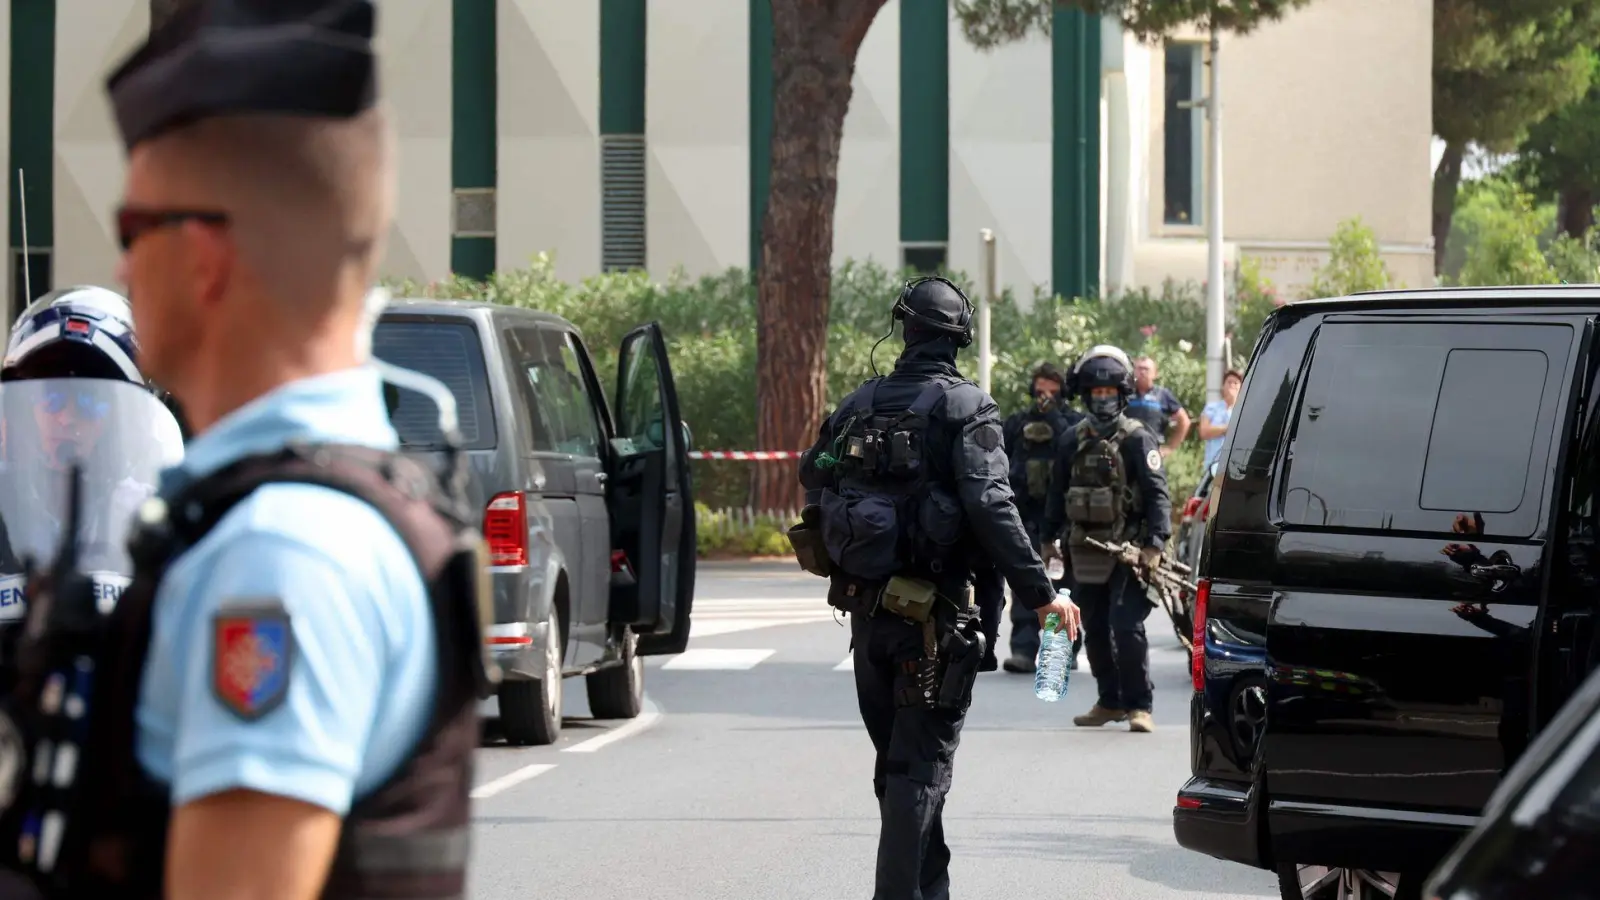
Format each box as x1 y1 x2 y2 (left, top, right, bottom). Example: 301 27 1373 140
1468 561 1521 591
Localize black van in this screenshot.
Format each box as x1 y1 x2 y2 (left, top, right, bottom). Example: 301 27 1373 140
1173 287 1600 899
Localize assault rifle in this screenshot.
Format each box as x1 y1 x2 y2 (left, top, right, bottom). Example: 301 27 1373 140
1083 536 1199 650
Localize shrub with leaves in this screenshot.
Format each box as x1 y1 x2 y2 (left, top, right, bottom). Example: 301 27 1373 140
1303 216 1396 300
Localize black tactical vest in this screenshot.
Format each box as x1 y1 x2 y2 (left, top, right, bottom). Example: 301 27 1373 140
1017 414 1059 502
1064 416 1145 584
70 443 490 899
819 376 965 584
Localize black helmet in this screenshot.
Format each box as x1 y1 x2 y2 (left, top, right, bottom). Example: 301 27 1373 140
2 286 145 385
894 277 973 347
1068 345 1135 399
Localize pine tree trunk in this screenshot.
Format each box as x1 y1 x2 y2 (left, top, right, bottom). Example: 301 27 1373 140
1431 140 1465 275
150 0 189 31
1558 184 1596 241
752 0 885 511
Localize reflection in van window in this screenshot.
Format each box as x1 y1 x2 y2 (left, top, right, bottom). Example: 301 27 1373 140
372 321 498 451
1281 338 1548 535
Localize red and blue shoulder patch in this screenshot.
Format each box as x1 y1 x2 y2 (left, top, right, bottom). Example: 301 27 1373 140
212 601 293 721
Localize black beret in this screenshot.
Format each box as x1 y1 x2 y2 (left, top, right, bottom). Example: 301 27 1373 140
105 0 378 151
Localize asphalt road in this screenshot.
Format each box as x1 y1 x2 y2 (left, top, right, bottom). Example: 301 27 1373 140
467 561 1279 899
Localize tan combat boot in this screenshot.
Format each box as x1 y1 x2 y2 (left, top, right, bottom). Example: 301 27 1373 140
1073 705 1127 727
1128 710 1155 733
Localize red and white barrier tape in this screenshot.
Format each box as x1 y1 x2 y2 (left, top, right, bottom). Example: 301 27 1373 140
689 450 804 461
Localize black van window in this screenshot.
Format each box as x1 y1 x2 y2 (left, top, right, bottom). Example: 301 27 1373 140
372 320 497 451
1280 321 1571 537
511 327 601 458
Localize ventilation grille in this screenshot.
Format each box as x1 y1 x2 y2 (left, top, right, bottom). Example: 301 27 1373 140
452 188 496 238
602 134 647 271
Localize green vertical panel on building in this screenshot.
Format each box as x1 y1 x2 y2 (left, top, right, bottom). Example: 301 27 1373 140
599 0 646 135
1052 7 1083 300
1078 13 1101 296
9 0 54 297
451 0 496 280
749 0 773 273
899 0 948 247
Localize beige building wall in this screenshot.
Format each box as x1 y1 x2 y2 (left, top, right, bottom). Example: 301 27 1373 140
833 1 899 271
948 13 1052 298
54 0 146 292
1129 0 1434 296
379 0 452 284
0 0 11 315
51 1 452 290
498 0 600 281
647 1 749 277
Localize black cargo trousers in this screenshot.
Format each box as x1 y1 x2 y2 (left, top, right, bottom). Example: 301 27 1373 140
1075 561 1154 712
850 605 973 900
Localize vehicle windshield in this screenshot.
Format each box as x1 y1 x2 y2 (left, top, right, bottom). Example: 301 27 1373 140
0 378 184 590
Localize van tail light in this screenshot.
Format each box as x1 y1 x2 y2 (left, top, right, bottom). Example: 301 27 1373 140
1192 578 1210 692
484 492 528 567
1182 497 1202 519
1198 495 1212 521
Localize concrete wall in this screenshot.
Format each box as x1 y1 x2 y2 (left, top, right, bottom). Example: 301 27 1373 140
50 0 453 289
947 12 1052 297
498 0 600 281
833 0 899 270
54 0 146 291
378 0 452 284
646 0 748 276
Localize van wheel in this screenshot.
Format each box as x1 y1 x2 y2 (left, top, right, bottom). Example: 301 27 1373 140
586 628 644 720
499 607 564 746
1277 865 1419 900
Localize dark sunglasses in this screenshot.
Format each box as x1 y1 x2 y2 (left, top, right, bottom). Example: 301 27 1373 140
115 205 229 251
41 390 111 420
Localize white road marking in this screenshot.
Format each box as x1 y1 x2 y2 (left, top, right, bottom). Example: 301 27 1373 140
691 597 836 638
662 648 775 670
834 655 854 671
562 698 663 754
470 763 556 799
691 618 828 638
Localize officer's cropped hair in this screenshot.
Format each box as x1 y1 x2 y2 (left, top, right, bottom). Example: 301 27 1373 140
150 107 398 313
1224 368 1244 383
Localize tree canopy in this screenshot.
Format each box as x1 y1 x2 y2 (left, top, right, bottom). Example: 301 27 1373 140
953 0 1312 47
1512 50 1600 237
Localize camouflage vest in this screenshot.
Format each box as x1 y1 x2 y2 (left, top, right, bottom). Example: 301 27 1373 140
1019 416 1057 501
1064 415 1144 584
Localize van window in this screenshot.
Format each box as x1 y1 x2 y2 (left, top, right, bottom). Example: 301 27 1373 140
1279 321 1570 537
508 327 602 457
372 320 498 451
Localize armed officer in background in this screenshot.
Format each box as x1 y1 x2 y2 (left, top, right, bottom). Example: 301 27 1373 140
1046 346 1171 735
794 276 1079 900
0 2 490 898
996 362 1081 675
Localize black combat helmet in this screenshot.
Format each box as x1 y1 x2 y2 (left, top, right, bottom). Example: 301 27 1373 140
1069 345 1134 422
894 277 974 347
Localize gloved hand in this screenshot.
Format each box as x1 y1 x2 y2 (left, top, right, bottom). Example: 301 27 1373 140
1139 545 1162 574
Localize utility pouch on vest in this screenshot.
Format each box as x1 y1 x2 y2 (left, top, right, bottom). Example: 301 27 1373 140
787 505 832 578
880 576 938 623
827 575 882 616
1025 458 1052 500
820 488 900 581
937 627 983 711
914 488 963 559
1066 486 1118 524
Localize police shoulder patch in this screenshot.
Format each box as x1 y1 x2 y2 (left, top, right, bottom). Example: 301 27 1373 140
1146 448 1163 472
212 600 293 721
975 423 1002 452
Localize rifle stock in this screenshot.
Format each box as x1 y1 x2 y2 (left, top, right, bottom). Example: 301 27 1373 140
1082 536 1197 594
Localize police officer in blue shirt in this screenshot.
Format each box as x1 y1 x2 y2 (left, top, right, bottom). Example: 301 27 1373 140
0 3 486 898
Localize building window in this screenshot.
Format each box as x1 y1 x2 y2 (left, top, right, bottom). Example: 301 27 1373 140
902 244 947 275
1163 42 1204 227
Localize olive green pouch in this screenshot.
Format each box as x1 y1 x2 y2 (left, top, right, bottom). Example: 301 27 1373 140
880 575 938 623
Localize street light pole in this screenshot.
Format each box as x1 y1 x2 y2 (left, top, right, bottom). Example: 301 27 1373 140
1203 22 1225 402
979 228 996 394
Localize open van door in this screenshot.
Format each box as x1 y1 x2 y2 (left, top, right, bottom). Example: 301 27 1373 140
606 322 696 656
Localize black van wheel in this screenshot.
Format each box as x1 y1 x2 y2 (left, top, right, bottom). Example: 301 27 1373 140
499 607 564 746
586 628 644 719
1277 865 1419 900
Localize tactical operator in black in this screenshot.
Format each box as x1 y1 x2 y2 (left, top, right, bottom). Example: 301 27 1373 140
993 362 1083 674
795 276 1079 900
1046 345 1171 734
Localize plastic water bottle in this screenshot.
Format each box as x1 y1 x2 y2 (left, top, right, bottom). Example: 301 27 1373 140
1035 591 1074 702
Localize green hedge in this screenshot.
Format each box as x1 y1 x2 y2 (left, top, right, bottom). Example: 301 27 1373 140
385 254 1274 547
